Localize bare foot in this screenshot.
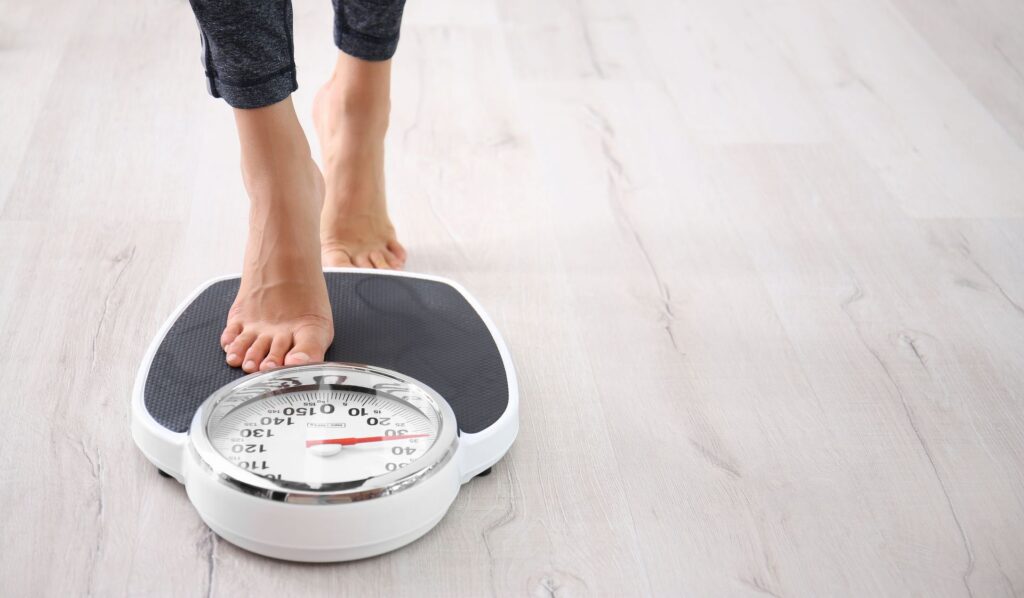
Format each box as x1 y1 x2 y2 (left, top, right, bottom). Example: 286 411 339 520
313 54 406 269
220 99 335 373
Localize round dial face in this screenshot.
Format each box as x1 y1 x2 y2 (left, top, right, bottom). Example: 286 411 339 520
194 364 456 495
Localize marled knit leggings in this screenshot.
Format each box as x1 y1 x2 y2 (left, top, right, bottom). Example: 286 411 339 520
188 0 406 109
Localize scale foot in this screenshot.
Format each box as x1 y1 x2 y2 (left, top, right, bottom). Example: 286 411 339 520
475 467 493 478
157 469 172 478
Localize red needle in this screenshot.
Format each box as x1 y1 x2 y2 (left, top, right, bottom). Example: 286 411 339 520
306 433 430 448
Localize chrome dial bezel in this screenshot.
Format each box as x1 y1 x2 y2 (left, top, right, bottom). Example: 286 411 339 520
188 363 459 504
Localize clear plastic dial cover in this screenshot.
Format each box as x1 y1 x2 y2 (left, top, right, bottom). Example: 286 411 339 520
190 363 458 499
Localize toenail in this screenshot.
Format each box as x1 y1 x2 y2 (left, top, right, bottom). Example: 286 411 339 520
243 360 256 370
289 352 309 364
227 353 238 363
264 361 277 369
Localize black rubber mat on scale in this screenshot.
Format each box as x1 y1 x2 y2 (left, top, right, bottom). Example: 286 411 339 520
144 273 509 434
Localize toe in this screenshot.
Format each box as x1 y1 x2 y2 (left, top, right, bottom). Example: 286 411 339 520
226 331 257 367
323 246 354 268
353 253 373 268
369 250 391 270
243 335 272 373
387 240 407 265
285 325 330 366
383 249 404 269
220 321 243 351
261 334 291 371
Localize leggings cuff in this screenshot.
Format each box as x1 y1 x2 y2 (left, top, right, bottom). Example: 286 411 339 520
206 65 298 109
334 26 400 61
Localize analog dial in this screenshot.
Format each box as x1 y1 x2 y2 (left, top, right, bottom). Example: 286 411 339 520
193 364 455 496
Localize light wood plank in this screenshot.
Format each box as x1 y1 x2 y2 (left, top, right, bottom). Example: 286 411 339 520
890 0 1024 147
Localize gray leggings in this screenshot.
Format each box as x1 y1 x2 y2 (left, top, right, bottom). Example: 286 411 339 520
189 0 406 109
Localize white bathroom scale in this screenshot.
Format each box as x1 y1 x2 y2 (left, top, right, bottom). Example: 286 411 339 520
131 268 518 562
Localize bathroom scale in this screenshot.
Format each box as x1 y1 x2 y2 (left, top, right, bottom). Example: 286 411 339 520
131 268 518 562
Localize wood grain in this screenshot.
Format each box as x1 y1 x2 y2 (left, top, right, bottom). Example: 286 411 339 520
1 0 1022 596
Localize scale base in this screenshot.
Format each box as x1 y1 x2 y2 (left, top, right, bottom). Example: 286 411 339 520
205 513 448 563
132 269 520 561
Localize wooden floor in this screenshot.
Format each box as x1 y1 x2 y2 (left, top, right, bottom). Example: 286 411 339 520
2 0 1023 595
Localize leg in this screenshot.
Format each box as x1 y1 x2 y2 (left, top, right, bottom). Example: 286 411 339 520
188 0 334 372
313 0 408 269
222 98 334 372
